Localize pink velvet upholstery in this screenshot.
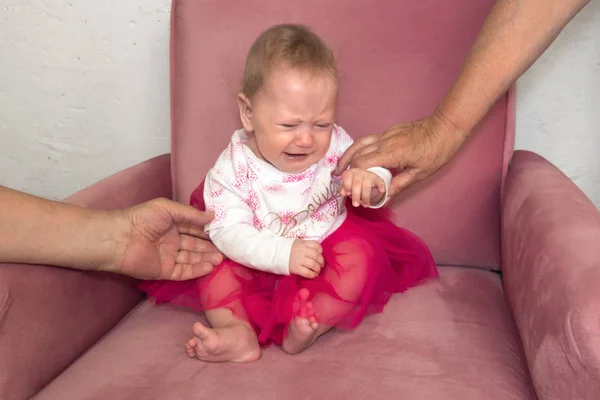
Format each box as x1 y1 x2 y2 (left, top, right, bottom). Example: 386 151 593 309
4 1 599 399
0 154 171 400
34 268 535 400
502 151 600 399
170 0 511 270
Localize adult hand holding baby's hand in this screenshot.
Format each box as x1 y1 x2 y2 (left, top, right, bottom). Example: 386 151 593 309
340 168 385 208
289 240 324 279
334 114 467 198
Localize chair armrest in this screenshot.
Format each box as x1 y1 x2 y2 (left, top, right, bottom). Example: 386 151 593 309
0 154 172 400
502 150 600 400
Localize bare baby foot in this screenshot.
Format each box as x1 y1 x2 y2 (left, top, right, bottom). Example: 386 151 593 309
282 288 320 355
185 321 260 363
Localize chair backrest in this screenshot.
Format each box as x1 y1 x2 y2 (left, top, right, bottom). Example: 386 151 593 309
170 0 515 270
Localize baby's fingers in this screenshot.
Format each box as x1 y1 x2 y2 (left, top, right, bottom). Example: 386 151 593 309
306 257 323 273
361 175 374 207
300 260 321 278
297 267 318 279
306 248 325 267
351 173 363 207
365 176 385 207
374 176 386 194
340 170 354 197
304 240 323 253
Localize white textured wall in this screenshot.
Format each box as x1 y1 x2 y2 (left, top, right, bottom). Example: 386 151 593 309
0 0 172 199
516 1 600 207
1 1 599 206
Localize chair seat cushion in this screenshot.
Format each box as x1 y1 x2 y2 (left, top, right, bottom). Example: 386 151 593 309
34 267 535 400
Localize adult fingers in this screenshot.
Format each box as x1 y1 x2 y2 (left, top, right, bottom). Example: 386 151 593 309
180 234 218 253
176 249 223 266
388 170 419 198
156 199 215 228
179 222 210 239
334 134 379 175
352 149 397 171
165 262 215 281
351 143 379 165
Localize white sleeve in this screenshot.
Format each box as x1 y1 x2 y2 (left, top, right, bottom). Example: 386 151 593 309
203 142 295 275
209 225 295 275
364 166 392 209
333 125 392 209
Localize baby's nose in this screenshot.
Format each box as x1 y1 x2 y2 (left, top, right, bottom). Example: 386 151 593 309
295 129 314 147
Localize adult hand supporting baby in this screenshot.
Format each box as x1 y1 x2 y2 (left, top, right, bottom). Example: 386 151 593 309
0 186 223 280
110 198 224 280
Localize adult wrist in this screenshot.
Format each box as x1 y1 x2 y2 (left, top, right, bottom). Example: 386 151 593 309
93 208 130 274
430 106 470 143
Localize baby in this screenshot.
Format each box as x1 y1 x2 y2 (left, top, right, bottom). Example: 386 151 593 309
140 24 437 362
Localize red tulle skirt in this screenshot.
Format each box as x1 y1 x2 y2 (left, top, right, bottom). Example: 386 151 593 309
139 185 438 346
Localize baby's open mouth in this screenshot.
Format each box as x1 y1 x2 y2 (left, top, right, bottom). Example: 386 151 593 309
284 152 309 160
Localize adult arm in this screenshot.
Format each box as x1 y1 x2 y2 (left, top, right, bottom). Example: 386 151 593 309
0 186 222 280
336 0 592 197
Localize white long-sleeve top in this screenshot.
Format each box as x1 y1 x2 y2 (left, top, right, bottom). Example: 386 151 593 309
203 125 392 276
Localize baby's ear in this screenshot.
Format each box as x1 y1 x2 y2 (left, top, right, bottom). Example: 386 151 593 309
237 93 254 132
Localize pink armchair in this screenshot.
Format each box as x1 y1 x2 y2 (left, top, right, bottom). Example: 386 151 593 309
2 1 599 399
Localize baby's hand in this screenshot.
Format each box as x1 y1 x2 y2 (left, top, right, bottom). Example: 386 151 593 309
340 168 386 207
289 240 324 279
